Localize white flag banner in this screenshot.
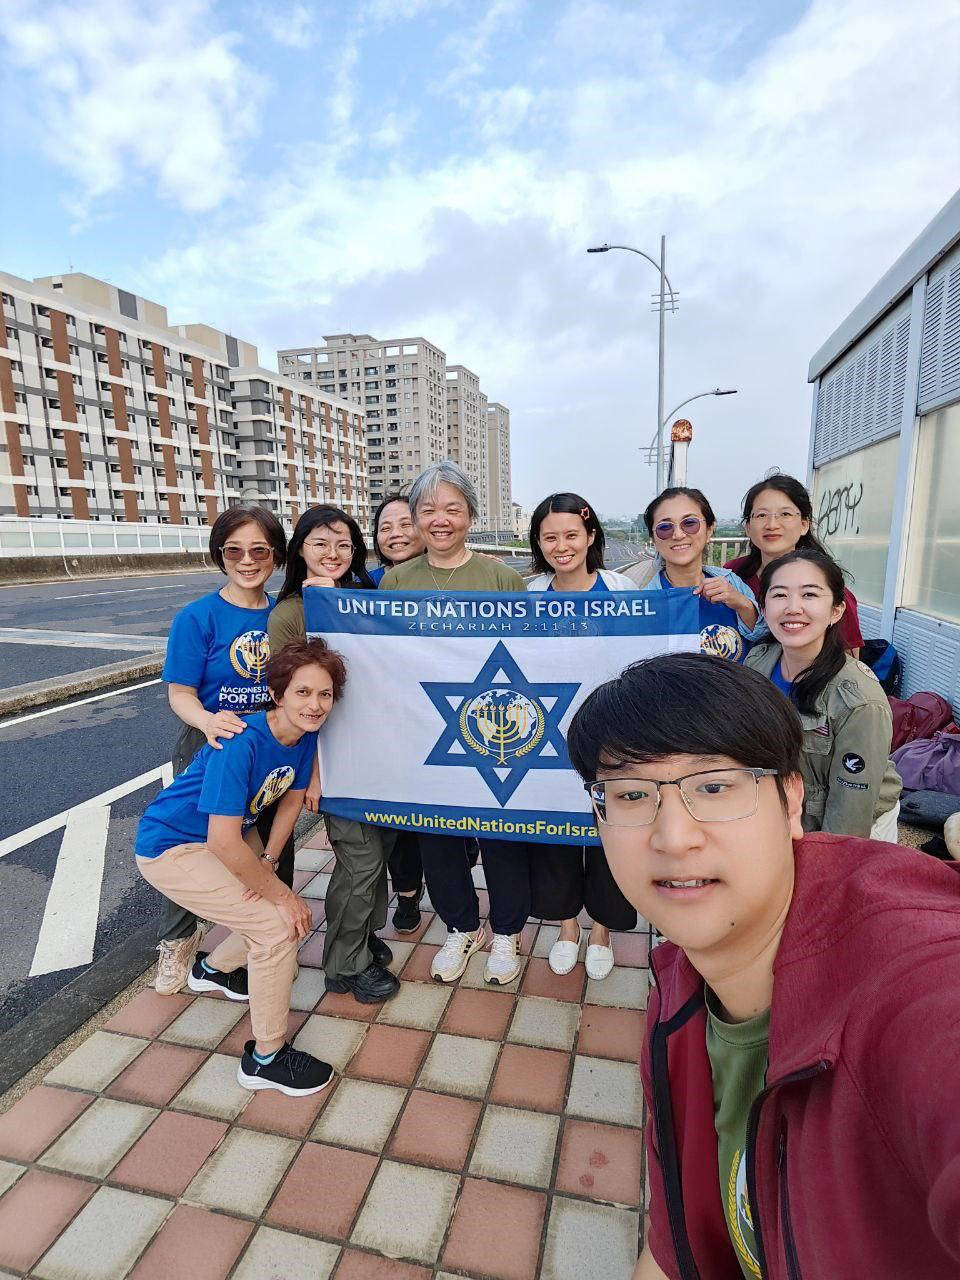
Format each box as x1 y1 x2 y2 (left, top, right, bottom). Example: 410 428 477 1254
304 587 700 845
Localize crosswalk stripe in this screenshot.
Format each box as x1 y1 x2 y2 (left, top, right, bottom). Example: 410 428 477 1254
29 806 110 977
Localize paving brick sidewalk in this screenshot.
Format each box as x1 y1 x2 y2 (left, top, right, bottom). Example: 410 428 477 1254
0 832 650 1279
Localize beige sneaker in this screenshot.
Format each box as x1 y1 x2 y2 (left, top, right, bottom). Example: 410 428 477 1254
431 926 487 983
155 928 203 995
484 933 522 985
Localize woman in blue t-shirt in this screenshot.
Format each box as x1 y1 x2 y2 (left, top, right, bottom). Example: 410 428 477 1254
137 638 345 1098
156 504 287 994
525 493 639 980
633 486 766 660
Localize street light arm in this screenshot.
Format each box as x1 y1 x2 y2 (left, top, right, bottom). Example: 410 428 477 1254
645 389 738 448
591 244 677 299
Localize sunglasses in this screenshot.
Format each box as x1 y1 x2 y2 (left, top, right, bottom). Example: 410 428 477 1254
653 516 703 540
222 545 273 563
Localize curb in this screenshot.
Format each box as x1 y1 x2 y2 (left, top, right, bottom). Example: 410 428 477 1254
0 650 166 719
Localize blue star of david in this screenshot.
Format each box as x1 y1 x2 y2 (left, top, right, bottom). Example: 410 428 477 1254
421 641 581 806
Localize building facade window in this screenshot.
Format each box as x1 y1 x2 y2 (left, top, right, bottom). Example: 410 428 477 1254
901 401 960 623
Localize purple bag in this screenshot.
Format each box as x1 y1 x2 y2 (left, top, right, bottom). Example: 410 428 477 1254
891 731 960 796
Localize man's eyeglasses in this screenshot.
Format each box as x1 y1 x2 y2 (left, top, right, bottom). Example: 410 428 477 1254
653 516 703 540
585 768 779 827
222 545 273 563
748 509 803 525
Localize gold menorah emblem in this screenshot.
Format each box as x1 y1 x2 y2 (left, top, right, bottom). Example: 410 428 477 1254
460 690 545 765
231 630 271 682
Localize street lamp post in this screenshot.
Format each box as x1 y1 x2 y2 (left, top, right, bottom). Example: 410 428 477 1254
587 238 677 492
642 388 738 470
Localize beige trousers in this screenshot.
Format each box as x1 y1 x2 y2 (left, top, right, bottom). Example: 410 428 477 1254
137 843 297 1042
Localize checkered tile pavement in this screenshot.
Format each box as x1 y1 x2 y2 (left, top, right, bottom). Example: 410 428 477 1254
0 831 651 1279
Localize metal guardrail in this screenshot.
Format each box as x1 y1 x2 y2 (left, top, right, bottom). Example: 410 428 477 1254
0 516 208 557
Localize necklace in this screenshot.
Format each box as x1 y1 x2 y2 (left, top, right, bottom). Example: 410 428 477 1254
223 584 267 609
426 551 471 591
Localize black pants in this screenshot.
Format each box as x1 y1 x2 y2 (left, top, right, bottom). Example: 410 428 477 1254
158 723 295 942
417 834 530 935
386 830 423 896
530 842 637 931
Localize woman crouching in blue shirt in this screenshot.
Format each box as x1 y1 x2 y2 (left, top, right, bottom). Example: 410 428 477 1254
633 486 765 660
135 639 344 1098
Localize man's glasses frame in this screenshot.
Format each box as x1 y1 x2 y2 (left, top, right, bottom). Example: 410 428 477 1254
584 768 780 827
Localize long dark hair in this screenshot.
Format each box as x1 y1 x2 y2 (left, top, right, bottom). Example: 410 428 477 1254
643 486 716 538
528 493 606 576
372 492 411 568
739 474 828 580
757 548 847 715
278 505 374 601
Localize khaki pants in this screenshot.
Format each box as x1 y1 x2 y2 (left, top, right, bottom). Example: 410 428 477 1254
138 843 297 1043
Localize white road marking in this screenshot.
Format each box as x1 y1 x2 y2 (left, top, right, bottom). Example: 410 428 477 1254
50 583 204 600
0 766 166 859
0 679 162 729
29 806 110 977
0 628 166 651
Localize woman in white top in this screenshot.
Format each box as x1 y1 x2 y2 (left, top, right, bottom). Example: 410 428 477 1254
527 494 638 978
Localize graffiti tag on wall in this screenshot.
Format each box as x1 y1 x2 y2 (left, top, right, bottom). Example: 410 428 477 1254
817 481 864 537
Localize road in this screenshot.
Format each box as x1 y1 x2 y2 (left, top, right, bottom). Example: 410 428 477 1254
0 545 646 1073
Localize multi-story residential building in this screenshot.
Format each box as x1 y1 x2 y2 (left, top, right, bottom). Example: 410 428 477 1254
278 334 448 518
231 367 366 527
0 271 365 527
486 401 512 533
445 364 488 524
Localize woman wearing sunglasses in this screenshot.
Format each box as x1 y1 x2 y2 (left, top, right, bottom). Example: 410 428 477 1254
157 504 288 995
634 487 765 661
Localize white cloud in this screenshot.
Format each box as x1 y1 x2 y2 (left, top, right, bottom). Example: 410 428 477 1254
0 0 264 215
261 2 316 49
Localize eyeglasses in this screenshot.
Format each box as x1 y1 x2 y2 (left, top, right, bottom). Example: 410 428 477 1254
222 545 272 563
748 509 803 524
653 516 703 540
584 768 779 827
304 540 353 557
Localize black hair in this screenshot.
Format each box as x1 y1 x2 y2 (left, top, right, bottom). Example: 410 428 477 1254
277 505 374 601
738 474 828 580
643 486 716 537
757 548 848 716
372 492 412 568
209 504 286 573
528 493 606 576
567 652 802 800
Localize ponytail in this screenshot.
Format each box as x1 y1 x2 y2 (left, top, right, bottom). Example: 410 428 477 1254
758 548 847 715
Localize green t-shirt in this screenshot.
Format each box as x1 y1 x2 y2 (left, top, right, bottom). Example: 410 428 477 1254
380 552 525 593
267 595 306 651
704 988 770 1280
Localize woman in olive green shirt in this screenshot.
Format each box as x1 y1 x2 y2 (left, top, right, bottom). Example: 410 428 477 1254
269 506 400 1006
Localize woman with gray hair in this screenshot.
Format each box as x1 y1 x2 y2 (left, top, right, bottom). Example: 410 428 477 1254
380 461 531 986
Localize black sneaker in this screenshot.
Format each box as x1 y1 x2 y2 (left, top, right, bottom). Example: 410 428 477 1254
392 895 422 934
325 961 400 1003
187 954 249 1002
368 933 394 967
237 1040 335 1097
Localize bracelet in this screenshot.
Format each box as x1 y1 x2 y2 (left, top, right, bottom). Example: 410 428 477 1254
261 853 278 866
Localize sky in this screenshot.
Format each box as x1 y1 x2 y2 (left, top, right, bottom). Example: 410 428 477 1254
2 0 959 520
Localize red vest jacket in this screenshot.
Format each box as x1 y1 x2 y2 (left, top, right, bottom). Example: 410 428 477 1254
643 833 960 1279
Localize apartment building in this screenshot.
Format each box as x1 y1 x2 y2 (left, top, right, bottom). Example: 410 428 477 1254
278 334 448 518
486 401 512 533
231 367 366 527
0 271 364 527
445 364 488 525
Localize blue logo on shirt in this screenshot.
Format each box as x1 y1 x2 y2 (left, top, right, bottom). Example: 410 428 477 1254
700 624 743 662
420 641 579 805
249 765 296 819
230 630 270 683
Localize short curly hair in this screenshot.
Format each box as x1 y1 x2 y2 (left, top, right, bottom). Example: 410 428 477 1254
266 638 347 703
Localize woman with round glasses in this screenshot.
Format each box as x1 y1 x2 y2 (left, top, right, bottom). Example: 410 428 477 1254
725 473 863 653
157 504 288 995
634 487 765 661
745 548 900 839
525 492 638 979
269 506 400 1007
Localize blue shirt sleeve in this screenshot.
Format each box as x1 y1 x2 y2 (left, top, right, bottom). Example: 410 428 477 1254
162 602 210 689
198 734 255 819
293 734 317 790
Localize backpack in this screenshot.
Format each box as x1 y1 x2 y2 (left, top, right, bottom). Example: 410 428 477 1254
861 638 902 696
889 692 958 751
891 731 960 796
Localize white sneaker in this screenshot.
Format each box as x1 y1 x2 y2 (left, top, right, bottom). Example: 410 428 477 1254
484 933 522 986
431 926 487 983
548 925 583 976
585 940 615 981
155 927 203 995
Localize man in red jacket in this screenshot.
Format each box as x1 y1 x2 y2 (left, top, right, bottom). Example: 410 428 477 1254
567 652 960 1280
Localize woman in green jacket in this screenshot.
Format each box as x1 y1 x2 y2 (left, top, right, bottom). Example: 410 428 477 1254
745 548 901 840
